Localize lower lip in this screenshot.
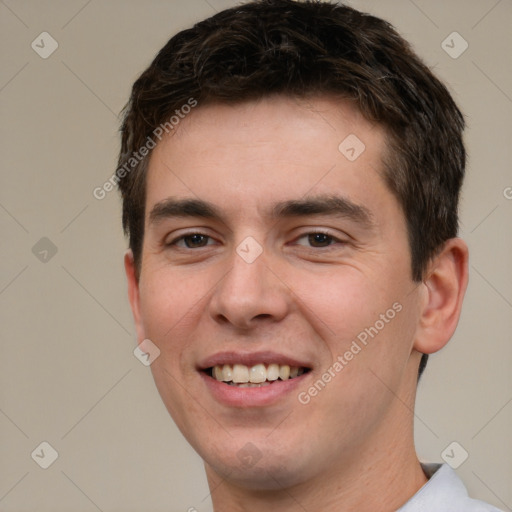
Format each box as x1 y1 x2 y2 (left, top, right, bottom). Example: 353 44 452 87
200 372 309 407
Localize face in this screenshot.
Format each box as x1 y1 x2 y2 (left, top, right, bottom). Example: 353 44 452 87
126 96 426 490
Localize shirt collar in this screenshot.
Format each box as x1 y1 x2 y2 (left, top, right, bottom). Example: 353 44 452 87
397 463 470 511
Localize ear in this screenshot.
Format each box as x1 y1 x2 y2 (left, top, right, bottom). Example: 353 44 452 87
124 249 146 343
413 238 469 354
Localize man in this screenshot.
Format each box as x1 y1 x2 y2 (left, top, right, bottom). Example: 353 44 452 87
117 1 501 510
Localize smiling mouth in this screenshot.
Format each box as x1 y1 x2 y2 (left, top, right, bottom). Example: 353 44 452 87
206 363 310 387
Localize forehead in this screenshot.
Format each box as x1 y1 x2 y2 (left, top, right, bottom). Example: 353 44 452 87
144 96 393 221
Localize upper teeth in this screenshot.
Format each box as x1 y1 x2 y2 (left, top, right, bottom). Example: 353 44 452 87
212 363 304 384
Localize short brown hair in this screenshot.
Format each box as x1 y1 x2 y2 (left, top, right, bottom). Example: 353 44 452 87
117 0 466 376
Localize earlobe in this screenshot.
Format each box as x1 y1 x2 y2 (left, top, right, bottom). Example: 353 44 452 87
124 249 146 343
413 238 469 355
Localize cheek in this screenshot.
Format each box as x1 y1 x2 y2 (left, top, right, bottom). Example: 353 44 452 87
138 266 207 341
138 268 205 429
137 266 210 411
294 286 419 449
293 266 418 380
292 267 390 343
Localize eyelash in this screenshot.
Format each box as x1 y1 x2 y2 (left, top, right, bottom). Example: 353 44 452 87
294 231 345 249
167 232 216 249
166 230 345 249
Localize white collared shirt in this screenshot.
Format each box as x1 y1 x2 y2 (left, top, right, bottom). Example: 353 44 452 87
398 463 504 511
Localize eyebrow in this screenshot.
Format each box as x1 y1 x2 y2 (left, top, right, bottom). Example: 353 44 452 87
148 194 374 228
271 195 374 228
149 198 222 225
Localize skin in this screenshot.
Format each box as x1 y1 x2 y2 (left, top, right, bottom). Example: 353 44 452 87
125 96 468 511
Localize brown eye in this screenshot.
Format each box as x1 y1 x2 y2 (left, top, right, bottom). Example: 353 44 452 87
307 233 334 247
182 234 210 248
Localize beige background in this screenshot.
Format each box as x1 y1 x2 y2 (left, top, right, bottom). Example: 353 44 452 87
1 0 511 511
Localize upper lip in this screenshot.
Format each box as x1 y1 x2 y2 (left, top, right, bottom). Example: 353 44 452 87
198 350 312 370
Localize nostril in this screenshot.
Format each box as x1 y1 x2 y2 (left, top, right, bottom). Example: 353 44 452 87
254 313 272 320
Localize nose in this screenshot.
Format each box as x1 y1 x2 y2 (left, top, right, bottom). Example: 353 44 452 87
208 247 290 331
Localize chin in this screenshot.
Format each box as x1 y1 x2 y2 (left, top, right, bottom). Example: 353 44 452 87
202 442 317 491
